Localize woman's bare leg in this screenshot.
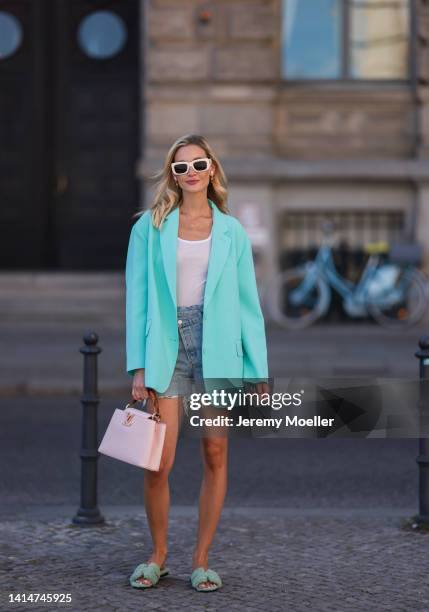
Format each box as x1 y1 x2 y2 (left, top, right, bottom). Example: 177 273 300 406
135 395 183 585
192 433 228 589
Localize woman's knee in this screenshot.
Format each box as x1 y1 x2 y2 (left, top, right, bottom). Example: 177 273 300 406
202 439 227 471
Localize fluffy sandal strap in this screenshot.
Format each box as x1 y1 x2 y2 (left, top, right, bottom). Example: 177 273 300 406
191 567 208 588
130 562 160 586
190 566 222 590
205 568 222 587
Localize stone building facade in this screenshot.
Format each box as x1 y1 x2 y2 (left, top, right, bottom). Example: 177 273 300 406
138 0 429 297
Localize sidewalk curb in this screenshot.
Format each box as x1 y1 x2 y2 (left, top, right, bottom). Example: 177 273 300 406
0 503 416 522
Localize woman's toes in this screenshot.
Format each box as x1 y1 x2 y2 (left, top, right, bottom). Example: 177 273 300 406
199 580 215 589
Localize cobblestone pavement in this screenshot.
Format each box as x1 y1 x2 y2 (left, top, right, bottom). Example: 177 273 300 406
1 505 428 612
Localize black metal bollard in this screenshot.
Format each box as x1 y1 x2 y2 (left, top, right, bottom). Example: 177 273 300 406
414 335 429 528
72 332 105 525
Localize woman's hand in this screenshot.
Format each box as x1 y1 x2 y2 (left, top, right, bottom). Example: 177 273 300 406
132 369 149 402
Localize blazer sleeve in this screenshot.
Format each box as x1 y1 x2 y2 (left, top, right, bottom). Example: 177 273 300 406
236 227 269 382
125 214 149 377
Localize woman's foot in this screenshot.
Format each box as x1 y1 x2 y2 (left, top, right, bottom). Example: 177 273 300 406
135 551 168 586
192 552 218 590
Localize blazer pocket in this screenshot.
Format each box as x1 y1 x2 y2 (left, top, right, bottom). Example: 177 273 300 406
145 318 152 336
235 339 243 357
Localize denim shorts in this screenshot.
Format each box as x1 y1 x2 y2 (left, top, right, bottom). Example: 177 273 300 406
157 303 205 401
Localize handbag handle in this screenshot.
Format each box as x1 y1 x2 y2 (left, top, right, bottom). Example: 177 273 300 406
126 388 161 423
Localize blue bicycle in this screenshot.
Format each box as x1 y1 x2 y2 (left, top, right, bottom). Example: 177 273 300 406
266 221 429 329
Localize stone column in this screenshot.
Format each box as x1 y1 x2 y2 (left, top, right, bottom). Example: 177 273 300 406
416 184 429 271
417 0 429 157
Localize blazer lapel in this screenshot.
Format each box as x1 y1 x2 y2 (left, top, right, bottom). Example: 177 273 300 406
159 198 231 310
204 200 231 309
159 205 179 309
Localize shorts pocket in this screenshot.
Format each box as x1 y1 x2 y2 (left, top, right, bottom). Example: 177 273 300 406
236 339 243 357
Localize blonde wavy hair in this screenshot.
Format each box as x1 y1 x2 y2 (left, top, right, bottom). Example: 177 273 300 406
134 133 229 229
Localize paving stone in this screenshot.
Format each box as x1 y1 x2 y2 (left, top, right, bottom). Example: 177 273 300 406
1 506 429 612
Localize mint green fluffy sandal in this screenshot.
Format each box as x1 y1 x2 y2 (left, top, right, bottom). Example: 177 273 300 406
190 567 222 591
129 562 169 588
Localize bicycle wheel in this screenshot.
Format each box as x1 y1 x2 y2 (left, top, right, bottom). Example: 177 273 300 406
266 267 329 329
368 267 429 329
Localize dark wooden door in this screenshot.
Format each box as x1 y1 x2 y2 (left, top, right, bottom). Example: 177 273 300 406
0 0 140 270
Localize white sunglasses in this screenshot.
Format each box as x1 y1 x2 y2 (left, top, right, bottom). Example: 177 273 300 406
171 157 212 176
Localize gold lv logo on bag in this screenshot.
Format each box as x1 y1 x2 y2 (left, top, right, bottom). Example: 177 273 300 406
123 411 135 427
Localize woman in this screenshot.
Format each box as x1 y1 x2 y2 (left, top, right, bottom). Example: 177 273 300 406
126 133 269 591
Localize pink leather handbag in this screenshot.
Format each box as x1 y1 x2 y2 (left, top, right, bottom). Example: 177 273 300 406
98 392 166 471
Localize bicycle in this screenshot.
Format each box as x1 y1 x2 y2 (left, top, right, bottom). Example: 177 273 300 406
263 221 429 330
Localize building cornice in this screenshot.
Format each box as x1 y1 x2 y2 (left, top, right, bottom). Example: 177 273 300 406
137 158 429 183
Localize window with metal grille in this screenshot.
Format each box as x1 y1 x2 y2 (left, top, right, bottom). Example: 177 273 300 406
279 209 405 278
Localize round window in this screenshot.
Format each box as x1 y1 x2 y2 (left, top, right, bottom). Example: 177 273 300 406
0 11 23 60
77 10 127 59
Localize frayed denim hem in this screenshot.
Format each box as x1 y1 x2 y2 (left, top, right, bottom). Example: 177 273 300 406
156 393 191 417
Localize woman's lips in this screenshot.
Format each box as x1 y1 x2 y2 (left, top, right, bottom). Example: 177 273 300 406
186 179 199 184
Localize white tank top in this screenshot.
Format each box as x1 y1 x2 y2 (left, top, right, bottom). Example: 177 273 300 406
176 232 212 307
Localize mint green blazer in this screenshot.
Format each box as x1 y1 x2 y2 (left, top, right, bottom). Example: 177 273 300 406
125 198 268 393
